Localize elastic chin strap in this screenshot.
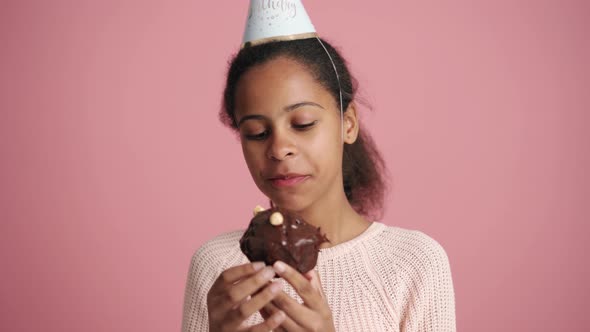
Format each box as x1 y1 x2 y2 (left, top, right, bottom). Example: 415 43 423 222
315 37 345 144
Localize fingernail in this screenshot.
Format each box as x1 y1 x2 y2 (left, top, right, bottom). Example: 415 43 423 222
262 267 275 279
269 281 282 294
272 310 285 323
252 262 265 271
273 261 286 273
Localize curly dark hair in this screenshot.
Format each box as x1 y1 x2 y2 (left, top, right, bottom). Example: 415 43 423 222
220 38 387 220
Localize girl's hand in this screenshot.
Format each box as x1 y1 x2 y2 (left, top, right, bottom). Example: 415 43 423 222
207 262 286 332
261 261 336 332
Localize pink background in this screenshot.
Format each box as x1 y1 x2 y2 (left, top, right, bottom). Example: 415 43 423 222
1 0 589 331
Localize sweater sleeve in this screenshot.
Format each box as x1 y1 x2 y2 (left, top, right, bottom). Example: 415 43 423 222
399 232 456 332
181 243 220 332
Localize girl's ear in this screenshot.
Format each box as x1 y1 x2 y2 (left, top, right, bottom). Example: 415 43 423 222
343 103 360 144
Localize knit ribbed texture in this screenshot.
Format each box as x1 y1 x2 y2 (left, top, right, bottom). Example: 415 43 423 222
182 222 456 331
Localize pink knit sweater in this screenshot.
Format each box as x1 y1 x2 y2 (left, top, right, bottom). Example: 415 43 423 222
182 222 456 331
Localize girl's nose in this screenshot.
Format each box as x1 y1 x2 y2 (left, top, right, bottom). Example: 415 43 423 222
266 131 297 161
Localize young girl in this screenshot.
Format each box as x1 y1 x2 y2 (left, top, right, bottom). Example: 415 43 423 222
182 3 455 332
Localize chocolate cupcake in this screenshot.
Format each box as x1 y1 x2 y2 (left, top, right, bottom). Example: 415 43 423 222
240 206 329 274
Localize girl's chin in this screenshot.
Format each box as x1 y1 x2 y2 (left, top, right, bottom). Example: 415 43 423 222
267 196 309 212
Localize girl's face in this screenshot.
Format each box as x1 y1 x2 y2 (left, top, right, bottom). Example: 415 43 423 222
234 56 357 212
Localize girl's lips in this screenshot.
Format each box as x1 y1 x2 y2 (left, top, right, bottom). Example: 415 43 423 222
269 175 310 187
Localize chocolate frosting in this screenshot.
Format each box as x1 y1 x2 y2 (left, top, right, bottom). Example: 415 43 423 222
240 207 329 274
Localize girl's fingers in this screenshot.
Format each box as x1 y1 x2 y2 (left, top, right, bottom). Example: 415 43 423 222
210 263 264 307
220 266 276 311
271 290 316 328
231 281 282 322
263 301 300 331
304 269 326 299
259 306 270 320
217 262 266 286
248 310 286 332
272 261 324 311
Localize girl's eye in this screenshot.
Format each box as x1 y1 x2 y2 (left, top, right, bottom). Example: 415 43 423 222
292 120 318 130
244 131 269 141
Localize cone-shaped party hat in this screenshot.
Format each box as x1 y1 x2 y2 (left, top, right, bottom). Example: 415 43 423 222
242 0 318 47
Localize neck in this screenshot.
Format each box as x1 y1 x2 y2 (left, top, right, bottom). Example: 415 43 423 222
295 187 370 248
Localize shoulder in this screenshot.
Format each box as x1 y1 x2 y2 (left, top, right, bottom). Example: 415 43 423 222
190 229 246 269
186 229 247 287
368 223 453 285
182 230 247 331
372 224 456 329
381 224 450 262
183 230 247 302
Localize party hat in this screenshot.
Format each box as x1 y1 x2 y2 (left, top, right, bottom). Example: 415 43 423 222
242 0 318 47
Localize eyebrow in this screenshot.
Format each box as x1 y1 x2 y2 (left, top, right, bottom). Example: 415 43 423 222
237 101 324 127
284 101 325 112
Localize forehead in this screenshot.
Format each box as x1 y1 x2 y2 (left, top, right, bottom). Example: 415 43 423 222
235 57 334 115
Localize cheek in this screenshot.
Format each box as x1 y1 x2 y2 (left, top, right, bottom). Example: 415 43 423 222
307 125 342 169
241 143 264 175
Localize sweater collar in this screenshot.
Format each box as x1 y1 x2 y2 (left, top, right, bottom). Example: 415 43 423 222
317 222 386 262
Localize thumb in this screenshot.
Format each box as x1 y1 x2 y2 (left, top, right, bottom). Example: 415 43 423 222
304 269 325 297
